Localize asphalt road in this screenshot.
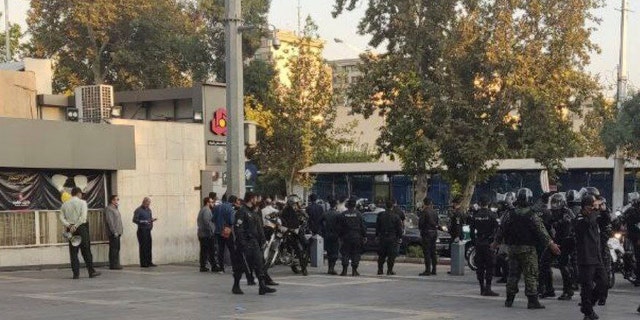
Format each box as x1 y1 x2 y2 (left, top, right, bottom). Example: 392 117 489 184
0 261 638 320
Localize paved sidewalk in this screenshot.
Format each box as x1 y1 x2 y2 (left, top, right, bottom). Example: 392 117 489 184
0 261 638 320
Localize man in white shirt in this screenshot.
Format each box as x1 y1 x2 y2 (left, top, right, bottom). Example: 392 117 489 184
59 187 100 279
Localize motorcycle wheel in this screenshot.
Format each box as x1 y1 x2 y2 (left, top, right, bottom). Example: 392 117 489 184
264 243 279 269
291 265 300 274
466 246 477 271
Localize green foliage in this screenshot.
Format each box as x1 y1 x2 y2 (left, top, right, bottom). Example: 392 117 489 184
335 0 603 210
244 59 277 107
406 244 424 259
27 0 213 93
576 95 615 156
0 14 24 62
602 92 640 157
315 145 377 164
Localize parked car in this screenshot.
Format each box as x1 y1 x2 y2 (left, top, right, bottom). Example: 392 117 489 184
361 210 450 256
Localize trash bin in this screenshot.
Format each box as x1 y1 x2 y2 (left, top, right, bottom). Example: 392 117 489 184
310 235 324 268
450 240 466 276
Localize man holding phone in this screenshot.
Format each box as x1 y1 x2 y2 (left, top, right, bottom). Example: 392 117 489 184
133 197 157 267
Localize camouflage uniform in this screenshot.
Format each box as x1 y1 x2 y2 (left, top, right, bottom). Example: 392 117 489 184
497 207 552 297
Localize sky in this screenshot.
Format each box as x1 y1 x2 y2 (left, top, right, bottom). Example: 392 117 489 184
3 0 639 95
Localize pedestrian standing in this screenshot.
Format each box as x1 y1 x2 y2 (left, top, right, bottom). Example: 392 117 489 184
493 188 560 309
376 200 403 275
59 187 101 279
104 194 123 270
418 198 440 276
232 192 276 295
337 197 366 276
197 197 217 272
133 197 157 267
574 194 608 320
469 195 499 296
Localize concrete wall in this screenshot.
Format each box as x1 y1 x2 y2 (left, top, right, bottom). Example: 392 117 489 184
24 58 53 95
334 105 385 151
111 119 205 265
0 70 37 119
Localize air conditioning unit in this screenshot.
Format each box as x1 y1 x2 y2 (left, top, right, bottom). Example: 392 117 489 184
74 85 114 123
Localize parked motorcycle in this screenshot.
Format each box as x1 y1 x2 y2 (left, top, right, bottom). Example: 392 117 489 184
262 211 310 274
608 230 637 287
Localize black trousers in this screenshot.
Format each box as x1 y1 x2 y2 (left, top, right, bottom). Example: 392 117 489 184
234 245 264 282
558 238 576 295
421 231 438 273
108 234 121 269
199 236 217 269
69 223 95 276
325 236 340 266
136 228 153 267
341 238 363 268
578 264 607 316
378 237 399 271
475 244 496 282
538 248 555 294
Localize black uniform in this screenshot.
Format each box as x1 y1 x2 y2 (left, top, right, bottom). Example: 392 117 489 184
281 206 308 274
537 207 556 297
574 210 607 318
320 208 341 273
596 206 612 303
337 208 366 272
624 204 640 284
376 209 403 274
469 207 499 293
495 202 512 281
552 206 577 298
234 205 266 287
418 207 440 275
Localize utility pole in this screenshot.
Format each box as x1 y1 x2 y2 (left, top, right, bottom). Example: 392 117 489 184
224 0 246 198
612 0 629 210
4 0 9 61
297 0 301 35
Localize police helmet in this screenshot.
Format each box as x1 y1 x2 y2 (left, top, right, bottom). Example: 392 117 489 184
583 187 600 196
504 192 516 205
628 192 640 205
515 188 533 206
286 194 301 206
566 189 580 204
549 193 566 210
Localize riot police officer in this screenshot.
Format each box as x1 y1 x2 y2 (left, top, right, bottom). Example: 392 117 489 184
320 198 341 275
623 192 640 286
535 193 556 299
493 188 560 309
469 195 499 296
233 192 276 295
281 195 309 276
549 193 577 301
337 197 366 276
581 187 611 305
376 200 403 275
495 192 515 283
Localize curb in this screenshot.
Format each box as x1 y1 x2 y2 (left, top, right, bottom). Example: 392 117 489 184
361 254 452 266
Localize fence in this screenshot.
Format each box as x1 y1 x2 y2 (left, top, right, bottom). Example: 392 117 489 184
0 210 108 247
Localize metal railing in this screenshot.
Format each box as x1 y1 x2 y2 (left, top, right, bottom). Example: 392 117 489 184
0 210 107 248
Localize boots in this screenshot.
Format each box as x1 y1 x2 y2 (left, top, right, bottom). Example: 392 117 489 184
527 295 545 309
352 267 360 277
258 279 277 295
557 292 573 301
340 265 348 276
505 293 515 308
328 261 338 275
377 263 384 275
478 278 486 295
265 274 279 286
387 261 395 275
232 276 244 295
483 277 499 296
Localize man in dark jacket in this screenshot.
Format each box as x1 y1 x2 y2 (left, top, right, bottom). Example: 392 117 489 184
624 193 640 287
197 197 217 272
306 194 324 235
133 197 157 267
549 193 577 301
232 192 276 295
281 195 308 275
469 195 499 296
418 197 440 276
376 200 403 275
212 195 237 274
320 198 341 275
574 194 607 320
104 195 123 270
338 198 366 276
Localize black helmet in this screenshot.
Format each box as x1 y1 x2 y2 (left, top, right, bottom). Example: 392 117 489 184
516 188 533 206
504 192 516 205
549 193 566 210
581 193 597 208
628 192 640 205
566 190 580 204
286 194 301 206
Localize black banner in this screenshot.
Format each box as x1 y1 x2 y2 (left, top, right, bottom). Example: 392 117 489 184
0 170 106 211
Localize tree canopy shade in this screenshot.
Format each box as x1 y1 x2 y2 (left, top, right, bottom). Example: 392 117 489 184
334 0 603 208
0 13 24 63
602 93 640 158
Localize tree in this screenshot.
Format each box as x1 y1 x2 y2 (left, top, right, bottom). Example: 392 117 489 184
602 92 640 157
0 14 23 62
198 0 270 82
27 0 212 93
576 95 615 156
250 17 335 194
334 0 603 209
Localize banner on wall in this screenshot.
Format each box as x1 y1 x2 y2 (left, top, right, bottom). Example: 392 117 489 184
0 170 106 211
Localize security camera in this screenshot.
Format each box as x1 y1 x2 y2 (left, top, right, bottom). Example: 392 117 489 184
271 30 281 50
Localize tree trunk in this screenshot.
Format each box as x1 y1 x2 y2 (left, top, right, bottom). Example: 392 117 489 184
460 170 479 213
414 173 429 208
